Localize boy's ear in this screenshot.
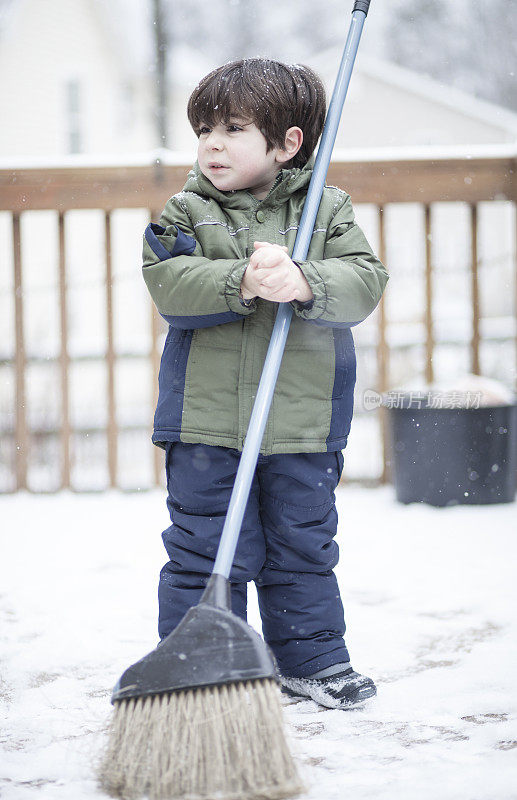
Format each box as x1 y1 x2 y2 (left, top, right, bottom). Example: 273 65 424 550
276 126 303 164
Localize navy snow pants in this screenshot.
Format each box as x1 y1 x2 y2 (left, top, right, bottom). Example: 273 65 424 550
158 441 350 678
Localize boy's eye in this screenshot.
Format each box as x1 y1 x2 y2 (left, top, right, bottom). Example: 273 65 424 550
198 125 211 135
227 124 243 133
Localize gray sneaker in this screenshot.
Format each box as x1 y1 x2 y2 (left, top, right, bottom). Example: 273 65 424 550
281 664 376 709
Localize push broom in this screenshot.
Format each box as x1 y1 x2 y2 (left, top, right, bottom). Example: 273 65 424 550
99 2 372 798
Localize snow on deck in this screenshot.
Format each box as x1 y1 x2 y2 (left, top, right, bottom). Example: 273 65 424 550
1 486 516 799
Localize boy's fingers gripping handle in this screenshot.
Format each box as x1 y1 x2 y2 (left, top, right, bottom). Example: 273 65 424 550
353 0 370 15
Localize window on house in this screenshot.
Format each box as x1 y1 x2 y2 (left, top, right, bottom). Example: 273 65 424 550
65 79 82 154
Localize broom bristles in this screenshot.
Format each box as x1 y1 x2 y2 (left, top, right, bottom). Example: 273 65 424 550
98 678 305 800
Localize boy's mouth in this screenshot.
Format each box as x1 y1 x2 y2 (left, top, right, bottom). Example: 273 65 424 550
208 163 229 170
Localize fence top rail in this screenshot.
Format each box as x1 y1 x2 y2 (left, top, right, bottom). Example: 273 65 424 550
0 143 516 170
0 146 516 211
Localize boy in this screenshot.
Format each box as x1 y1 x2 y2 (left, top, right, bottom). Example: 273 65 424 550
142 58 388 708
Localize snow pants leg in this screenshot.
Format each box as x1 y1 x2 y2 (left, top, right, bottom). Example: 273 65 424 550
158 442 349 678
158 442 264 635
253 450 349 677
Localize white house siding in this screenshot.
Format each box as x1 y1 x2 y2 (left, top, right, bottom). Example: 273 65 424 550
329 73 516 147
305 53 517 149
166 43 215 153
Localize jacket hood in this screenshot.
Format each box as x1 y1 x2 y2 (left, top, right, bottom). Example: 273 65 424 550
182 158 315 211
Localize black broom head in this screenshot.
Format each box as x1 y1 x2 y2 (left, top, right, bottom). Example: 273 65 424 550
111 573 278 702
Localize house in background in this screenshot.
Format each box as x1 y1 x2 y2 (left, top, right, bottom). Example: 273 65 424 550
309 51 517 150
0 0 154 157
1 0 516 159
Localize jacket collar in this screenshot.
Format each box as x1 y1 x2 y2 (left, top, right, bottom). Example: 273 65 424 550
182 158 314 210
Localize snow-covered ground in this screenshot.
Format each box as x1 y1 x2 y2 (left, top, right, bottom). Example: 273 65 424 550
1 486 516 800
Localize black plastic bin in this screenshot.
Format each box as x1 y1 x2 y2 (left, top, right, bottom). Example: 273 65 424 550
388 399 517 506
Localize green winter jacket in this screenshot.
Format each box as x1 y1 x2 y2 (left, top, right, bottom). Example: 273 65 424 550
142 160 388 455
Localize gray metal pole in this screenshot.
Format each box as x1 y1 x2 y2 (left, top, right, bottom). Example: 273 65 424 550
213 2 371 579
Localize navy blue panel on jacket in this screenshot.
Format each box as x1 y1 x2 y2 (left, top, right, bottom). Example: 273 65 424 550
328 328 356 448
144 222 245 330
292 308 358 450
145 222 196 260
159 310 244 329
153 327 192 444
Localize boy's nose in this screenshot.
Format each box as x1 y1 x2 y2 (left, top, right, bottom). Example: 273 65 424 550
206 132 223 150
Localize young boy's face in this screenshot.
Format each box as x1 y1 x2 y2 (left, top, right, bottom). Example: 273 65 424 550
196 118 288 200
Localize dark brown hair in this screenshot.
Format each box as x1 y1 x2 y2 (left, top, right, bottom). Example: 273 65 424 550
187 58 326 169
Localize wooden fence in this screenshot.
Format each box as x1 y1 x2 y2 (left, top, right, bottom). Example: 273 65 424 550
1 149 516 491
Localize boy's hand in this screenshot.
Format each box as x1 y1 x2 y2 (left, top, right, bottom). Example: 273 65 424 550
240 242 314 303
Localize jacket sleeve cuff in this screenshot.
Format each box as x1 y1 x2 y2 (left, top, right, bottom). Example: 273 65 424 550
224 260 257 315
290 261 328 320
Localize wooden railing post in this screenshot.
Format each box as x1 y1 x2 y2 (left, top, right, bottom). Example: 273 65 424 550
13 213 28 490
377 205 389 484
105 211 117 489
424 204 434 385
58 211 71 489
470 203 481 375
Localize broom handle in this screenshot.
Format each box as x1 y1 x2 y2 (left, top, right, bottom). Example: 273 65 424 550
213 1 371 580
